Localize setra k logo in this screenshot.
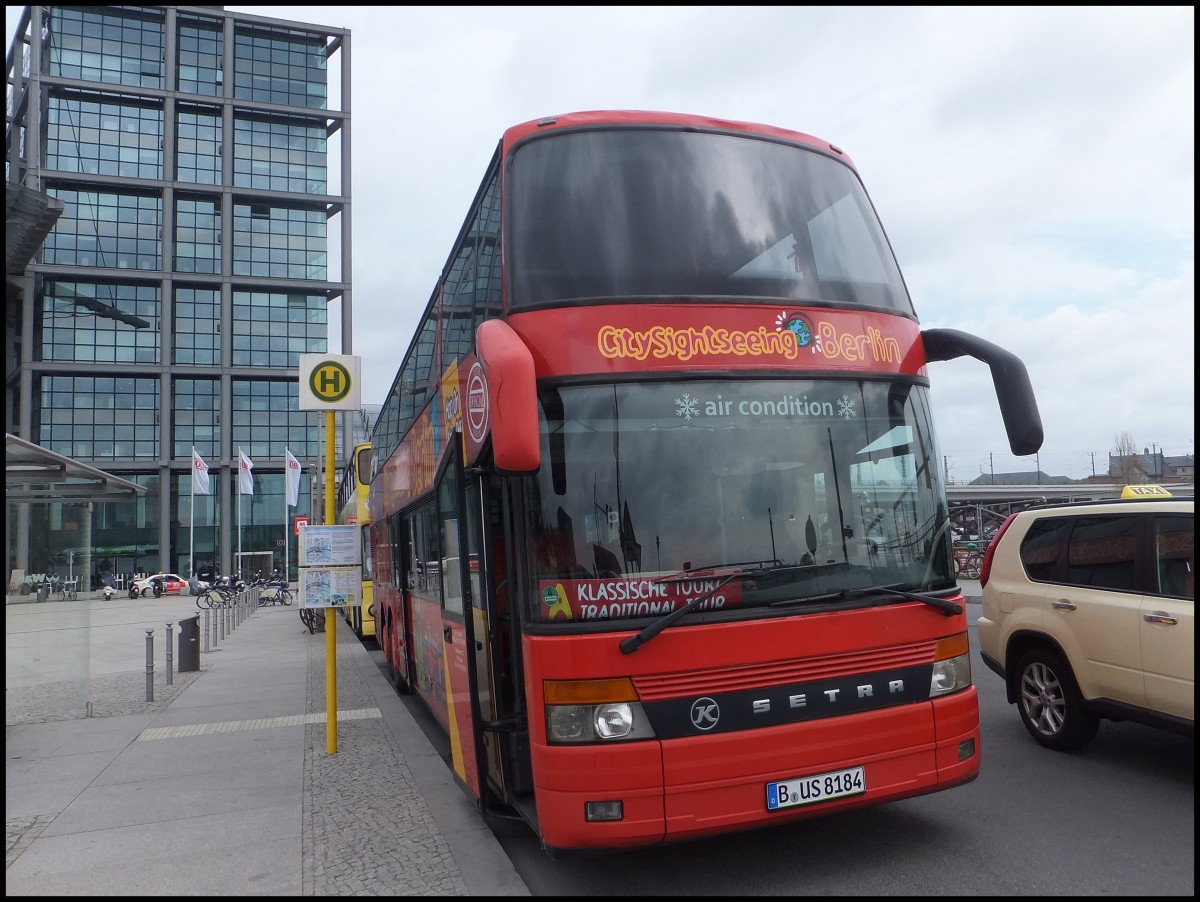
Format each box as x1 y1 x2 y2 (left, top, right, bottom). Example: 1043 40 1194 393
690 697 720 731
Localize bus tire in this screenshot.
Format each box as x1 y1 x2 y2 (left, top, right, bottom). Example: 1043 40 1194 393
392 657 413 695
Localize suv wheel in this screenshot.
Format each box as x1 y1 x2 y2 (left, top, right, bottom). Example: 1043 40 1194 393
1014 647 1099 751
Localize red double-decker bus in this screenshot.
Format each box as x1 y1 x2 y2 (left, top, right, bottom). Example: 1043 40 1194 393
369 110 1042 854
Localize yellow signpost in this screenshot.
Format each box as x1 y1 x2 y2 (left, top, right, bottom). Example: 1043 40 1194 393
324 409 337 753
298 354 362 755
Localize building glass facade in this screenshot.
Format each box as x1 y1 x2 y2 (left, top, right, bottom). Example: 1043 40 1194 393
46 93 164 179
6 6 351 584
176 108 222 184
42 187 163 270
40 280 160 363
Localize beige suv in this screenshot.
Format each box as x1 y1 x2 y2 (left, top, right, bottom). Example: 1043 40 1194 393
977 494 1193 750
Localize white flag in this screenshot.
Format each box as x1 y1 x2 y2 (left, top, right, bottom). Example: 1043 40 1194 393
191 447 211 496
285 448 302 507
238 448 255 495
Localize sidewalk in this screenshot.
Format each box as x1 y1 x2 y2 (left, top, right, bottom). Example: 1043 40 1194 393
5 590 529 896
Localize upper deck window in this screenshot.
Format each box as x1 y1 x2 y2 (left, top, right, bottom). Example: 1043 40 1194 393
508 127 913 314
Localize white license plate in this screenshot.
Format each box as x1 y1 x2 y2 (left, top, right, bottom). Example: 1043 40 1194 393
766 765 866 810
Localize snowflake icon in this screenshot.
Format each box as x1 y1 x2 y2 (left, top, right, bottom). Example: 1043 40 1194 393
836 396 857 420
675 393 700 421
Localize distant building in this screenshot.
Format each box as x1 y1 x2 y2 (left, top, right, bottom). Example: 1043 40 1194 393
968 471 1075 487
6 6 351 579
1108 449 1194 484
353 403 382 447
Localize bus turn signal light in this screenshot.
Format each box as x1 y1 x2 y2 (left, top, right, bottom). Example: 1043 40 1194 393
544 677 639 705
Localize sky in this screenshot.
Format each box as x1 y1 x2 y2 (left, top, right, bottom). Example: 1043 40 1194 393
7 6 1194 481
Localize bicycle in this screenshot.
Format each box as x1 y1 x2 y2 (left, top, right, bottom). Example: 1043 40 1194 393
953 543 983 580
299 606 325 633
258 585 294 606
58 578 79 602
196 583 238 609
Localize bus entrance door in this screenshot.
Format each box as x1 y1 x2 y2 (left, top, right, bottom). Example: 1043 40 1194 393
466 473 531 810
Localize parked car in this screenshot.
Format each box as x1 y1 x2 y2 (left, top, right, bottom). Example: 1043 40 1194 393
129 573 191 598
976 490 1194 750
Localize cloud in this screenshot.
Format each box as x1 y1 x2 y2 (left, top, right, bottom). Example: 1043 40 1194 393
7 5 1192 479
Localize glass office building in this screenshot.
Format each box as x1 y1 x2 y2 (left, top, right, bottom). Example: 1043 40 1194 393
6 6 352 584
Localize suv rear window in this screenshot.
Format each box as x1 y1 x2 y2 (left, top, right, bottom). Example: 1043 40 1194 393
1019 517 1070 581
1066 515 1137 591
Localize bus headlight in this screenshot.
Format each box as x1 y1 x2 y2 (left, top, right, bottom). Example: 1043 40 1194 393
543 678 657 744
546 702 656 743
929 652 972 697
547 706 590 742
595 703 636 738
928 633 973 698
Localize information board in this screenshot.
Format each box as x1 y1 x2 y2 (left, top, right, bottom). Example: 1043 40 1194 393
300 566 361 608
298 524 360 567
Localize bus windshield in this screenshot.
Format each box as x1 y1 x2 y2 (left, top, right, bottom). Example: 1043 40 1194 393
509 127 912 313
523 378 953 624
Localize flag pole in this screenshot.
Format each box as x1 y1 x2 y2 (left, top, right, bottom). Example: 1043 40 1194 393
189 447 195 577
284 453 290 585
237 447 243 578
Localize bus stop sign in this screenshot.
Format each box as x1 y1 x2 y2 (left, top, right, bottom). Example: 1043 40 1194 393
299 354 361 410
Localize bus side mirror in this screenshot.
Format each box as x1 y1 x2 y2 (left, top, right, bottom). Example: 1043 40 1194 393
476 319 541 473
921 328 1044 456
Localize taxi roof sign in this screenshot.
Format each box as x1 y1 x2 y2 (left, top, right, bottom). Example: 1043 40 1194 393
1120 484 1172 499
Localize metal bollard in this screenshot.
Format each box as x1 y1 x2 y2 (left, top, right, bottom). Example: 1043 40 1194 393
165 622 174 685
203 608 211 652
145 629 154 701
219 602 226 640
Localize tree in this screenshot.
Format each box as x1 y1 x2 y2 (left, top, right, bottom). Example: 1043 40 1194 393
1110 431 1146 483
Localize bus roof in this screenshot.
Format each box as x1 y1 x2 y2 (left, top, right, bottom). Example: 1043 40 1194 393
501 110 853 168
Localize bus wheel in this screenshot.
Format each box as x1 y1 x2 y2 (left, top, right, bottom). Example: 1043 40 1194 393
392 658 413 695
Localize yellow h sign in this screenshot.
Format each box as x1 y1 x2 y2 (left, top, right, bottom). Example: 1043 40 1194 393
310 360 351 403
298 354 361 411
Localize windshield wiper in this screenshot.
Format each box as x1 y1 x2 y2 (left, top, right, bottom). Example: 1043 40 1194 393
620 562 777 654
842 583 963 616
650 559 783 585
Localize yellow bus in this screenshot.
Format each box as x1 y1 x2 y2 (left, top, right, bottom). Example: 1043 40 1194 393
336 441 375 639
